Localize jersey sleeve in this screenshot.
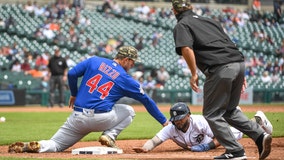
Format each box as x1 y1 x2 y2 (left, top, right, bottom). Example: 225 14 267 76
156 124 175 141
173 23 194 55
67 58 90 96
62 58 68 70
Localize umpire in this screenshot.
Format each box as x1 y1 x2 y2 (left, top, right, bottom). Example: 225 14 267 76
171 0 272 159
47 47 68 108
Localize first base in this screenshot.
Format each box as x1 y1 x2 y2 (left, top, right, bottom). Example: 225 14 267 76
72 146 123 155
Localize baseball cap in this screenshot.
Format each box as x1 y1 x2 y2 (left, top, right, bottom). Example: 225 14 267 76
169 102 191 122
172 0 191 12
117 46 140 62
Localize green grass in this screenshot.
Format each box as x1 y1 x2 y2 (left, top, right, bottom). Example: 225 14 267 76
0 111 283 146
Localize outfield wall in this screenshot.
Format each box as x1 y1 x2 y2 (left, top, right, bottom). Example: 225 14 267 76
0 89 279 106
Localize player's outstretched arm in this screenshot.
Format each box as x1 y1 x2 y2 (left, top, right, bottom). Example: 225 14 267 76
133 136 163 153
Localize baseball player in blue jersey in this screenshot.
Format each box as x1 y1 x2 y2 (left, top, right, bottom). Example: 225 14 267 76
8 46 168 153
133 103 273 153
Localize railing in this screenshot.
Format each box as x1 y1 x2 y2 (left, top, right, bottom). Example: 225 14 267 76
154 88 284 104
26 90 70 106
19 88 284 107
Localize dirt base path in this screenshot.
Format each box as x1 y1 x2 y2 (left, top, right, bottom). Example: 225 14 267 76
0 138 283 160
0 105 283 159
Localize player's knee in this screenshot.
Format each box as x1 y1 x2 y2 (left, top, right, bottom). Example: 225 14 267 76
126 105 135 118
114 104 136 119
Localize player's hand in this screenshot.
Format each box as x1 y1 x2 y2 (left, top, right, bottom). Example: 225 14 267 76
133 147 148 153
190 74 199 92
62 75 68 81
162 120 169 127
241 78 247 94
68 96 76 109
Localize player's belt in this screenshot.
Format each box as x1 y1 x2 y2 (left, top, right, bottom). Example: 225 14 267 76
73 106 111 113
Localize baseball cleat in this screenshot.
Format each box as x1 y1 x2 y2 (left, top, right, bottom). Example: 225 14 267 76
256 133 272 160
8 141 40 153
254 111 273 134
236 106 242 112
214 149 247 159
99 135 118 148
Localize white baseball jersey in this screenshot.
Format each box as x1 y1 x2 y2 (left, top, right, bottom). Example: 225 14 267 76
156 115 242 149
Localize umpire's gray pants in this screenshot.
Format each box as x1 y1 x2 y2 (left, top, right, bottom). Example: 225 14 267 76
203 62 264 153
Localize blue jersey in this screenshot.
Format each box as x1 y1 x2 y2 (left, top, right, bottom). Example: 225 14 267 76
68 56 167 125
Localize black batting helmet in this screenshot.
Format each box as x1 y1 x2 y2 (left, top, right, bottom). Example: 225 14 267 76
169 102 191 122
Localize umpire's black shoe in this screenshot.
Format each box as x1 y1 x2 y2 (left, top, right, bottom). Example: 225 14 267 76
214 149 247 160
256 133 272 160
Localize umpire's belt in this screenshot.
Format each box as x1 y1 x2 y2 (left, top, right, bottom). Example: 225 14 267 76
73 106 111 113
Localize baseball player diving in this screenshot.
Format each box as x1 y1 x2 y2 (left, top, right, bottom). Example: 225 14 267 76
133 102 273 153
8 46 168 153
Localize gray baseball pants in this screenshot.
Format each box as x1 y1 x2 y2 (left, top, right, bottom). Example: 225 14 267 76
38 104 135 152
202 62 264 153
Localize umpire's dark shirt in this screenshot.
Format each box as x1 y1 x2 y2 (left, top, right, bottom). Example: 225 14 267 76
173 10 244 73
48 56 68 76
